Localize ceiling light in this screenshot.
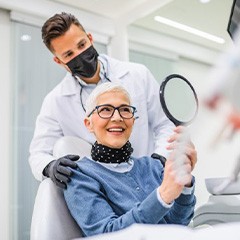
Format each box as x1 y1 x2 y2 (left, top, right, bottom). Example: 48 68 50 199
20 34 32 41
199 0 210 3
154 16 225 44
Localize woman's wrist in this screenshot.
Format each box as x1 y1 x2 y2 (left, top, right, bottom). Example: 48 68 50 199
158 186 173 204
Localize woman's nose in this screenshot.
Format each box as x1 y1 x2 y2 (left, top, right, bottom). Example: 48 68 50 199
111 109 123 121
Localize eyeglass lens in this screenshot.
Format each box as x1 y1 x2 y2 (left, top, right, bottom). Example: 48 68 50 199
97 105 135 119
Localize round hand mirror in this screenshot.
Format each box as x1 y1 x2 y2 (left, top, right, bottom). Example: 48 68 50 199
160 74 198 126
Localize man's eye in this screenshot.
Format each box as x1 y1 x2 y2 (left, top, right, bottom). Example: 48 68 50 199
64 52 73 59
78 42 86 49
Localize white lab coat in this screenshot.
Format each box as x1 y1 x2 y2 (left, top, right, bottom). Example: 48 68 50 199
29 55 174 181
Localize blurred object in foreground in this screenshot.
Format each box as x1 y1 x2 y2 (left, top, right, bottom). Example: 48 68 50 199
204 0 240 110
204 13 240 141
228 110 240 130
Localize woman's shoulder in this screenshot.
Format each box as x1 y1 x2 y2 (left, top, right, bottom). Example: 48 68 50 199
132 156 164 168
76 157 96 168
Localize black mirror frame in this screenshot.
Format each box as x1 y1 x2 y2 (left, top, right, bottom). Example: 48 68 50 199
159 74 199 126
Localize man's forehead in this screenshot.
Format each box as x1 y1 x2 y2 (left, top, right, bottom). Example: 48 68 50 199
51 26 88 55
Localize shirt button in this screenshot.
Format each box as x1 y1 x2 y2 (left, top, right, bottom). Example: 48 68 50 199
136 186 140 191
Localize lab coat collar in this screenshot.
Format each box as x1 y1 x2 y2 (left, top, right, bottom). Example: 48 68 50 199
100 54 130 80
61 72 79 96
60 54 130 96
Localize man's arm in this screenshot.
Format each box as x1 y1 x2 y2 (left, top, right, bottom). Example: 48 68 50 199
29 95 61 181
29 94 78 184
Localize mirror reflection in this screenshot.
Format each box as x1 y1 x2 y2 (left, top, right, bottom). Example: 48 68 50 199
160 74 198 126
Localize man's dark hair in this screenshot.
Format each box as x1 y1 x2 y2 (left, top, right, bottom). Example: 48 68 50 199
42 12 86 52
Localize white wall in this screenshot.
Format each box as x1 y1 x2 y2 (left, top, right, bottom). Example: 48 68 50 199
0 8 11 240
173 57 240 207
0 0 222 63
0 0 114 44
128 25 221 65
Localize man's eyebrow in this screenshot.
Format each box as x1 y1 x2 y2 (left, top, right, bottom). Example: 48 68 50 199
77 39 86 47
61 39 86 58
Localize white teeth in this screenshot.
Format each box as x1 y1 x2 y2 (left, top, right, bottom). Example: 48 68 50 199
108 128 123 132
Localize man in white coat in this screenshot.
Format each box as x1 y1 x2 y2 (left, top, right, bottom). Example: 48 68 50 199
29 12 177 189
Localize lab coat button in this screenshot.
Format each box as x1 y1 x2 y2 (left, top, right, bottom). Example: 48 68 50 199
136 186 140 191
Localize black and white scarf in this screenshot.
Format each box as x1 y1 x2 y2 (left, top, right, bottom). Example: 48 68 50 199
91 141 133 163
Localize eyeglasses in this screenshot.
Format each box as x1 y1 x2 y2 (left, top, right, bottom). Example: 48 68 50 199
88 104 136 119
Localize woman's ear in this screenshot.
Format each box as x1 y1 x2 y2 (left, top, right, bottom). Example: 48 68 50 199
84 117 94 133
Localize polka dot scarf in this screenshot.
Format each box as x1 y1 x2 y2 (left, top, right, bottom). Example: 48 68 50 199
91 141 133 163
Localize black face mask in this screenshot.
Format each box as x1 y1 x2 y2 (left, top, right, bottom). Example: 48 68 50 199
66 45 99 78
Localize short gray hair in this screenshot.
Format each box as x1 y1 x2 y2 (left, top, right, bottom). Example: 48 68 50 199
85 82 132 116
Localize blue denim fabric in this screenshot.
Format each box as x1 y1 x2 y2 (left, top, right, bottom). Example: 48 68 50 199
64 156 196 237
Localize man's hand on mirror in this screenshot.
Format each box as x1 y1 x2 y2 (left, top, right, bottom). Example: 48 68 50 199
43 154 79 189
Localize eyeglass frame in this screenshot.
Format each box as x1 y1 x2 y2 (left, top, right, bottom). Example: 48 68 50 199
87 104 137 119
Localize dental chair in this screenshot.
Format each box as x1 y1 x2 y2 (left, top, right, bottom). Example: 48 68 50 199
30 136 92 240
193 177 240 227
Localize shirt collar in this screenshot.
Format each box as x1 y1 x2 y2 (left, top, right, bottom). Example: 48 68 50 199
88 156 134 173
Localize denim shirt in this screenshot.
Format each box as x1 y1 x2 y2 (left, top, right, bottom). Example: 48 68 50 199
64 156 196 237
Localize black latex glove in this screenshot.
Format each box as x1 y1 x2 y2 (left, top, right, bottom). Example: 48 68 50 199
151 153 167 167
43 154 79 189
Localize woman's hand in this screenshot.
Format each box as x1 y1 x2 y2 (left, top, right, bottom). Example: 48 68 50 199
158 158 184 204
159 126 197 204
167 126 197 172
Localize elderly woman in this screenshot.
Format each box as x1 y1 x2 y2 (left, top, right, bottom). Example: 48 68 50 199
64 82 197 237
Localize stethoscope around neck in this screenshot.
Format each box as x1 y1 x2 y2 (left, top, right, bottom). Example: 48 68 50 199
74 60 111 112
